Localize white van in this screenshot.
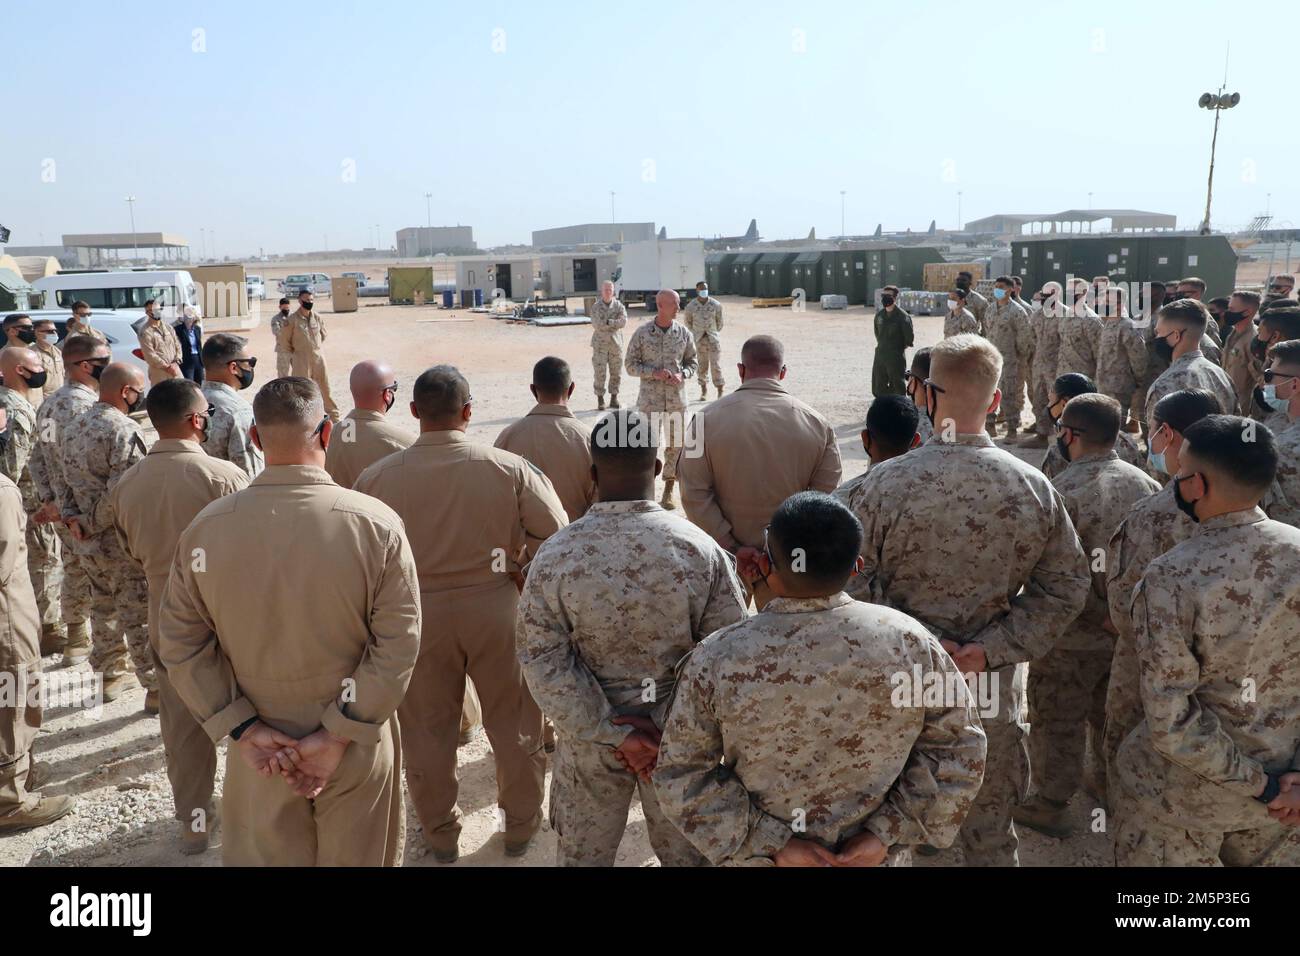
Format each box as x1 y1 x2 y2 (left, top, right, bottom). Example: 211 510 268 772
32 269 201 323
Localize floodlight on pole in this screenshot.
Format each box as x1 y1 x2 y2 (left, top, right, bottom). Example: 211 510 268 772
125 195 138 263
1198 89 1241 235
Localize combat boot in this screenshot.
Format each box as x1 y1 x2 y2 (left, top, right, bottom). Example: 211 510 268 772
597 396 606 411
143 690 160 715
0 794 76 834
659 479 677 510
609 396 620 409
180 805 219 856
504 834 534 858
1012 796 1073 839
61 622 91 667
39 626 67 658
101 674 136 703
699 388 708 402
1002 422 1020 441
26 761 51 791
715 385 724 399
1016 431 1050 448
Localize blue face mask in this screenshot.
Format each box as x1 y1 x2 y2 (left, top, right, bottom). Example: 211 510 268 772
1262 384 1290 412
698 290 709 299
992 287 1007 300
1148 448 1167 475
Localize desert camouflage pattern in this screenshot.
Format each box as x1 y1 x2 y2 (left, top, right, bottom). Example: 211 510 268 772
983 298 1033 420
590 297 628 400
1222 323 1262 415
1144 351 1237 428
944 308 980 338
654 593 987 865
1028 305 1062 435
1040 429 1145 481
1096 317 1150 410
201 381 263 478
1269 418 1300 528
1055 308 1103 381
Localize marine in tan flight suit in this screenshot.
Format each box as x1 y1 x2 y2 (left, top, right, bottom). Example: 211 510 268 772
493 356 595 522
278 290 340 420
0 474 76 833
675 335 841 608
136 300 184 385
110 379 250 854
354 365 568 862
158 378 422 866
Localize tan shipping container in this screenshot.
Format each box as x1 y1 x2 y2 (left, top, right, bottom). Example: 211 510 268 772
923 261 984 293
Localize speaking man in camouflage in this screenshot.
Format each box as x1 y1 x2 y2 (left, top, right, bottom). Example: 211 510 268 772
982 277 1033 440
676 335 841 608
1095 287 1150 427
1055 278 1103 381
1113 415 1300 865
27 335 107 666
517 409 747 866
684 281 725 401
200 333 263 479
1040 373 1146 481
1101 388 1221 817
1146 299 1236 420
1018 283 1063 449
655 491 987 866
1263 342 1300 526
110 379 250 854
589 280 627 411
624 289 697 510
62 362 157 706
1016 395 1159 839
845 334 1090 865
0 348 64 655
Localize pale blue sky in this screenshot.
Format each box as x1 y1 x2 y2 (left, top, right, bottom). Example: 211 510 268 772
3 0 1294 257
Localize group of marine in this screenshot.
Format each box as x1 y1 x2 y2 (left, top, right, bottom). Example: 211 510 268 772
0 269 1297 868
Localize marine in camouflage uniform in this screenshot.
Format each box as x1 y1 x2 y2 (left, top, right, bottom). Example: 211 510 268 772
201 380 263 478
1055 303 1103 381
1101 482 1195 810
0 384 63 651
269 303 293 378
28 380 98 660
683 294 725 399
517 498 747 866
1025 301 1062 442
944 306 980 338
33 334 66 407
1272 418 1300 527
846 433 1089 865
62 400 156 694
623 317 697 489
982 294 1033 436
962 286 989 334
655 591 988 865
1114 507 1300 865
1024 448 1158 828
1096 316 1150 421
1144 350 1236 428
1040 428 1146 480
588 294 628 408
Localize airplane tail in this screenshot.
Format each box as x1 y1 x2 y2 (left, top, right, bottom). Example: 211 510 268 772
658 226 667 239
807 227 816 240
927 219 936 235
873 223 882 237
744 219 759 241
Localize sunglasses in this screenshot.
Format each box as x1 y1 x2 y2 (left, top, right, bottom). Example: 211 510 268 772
923 378 947 395
1262 369 1298 385
234 356 258 368
1054 420 1086 434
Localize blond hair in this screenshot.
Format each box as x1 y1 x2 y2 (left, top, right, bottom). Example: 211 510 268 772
930 334 1002 407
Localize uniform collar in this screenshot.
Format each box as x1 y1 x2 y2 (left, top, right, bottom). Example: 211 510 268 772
763 592 855 614
0 385 32 408
933 432 995 448
1065 448 1119 466
587 499 663 515
250 464 336 486
346 408 387 422
1195 506 1267 534
68 380 96 396
203 380 237 397
736 377 787 394
527 403 575 419
148 438 205 455
1171 349 1204 366
413 429 470 446
648 320 678 334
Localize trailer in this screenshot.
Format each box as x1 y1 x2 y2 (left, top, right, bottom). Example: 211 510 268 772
614 239 706 310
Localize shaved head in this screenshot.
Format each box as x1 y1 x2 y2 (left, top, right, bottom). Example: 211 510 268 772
740 335 784 376
0 347 41 382
350 359 395 398
100 362 144 396
655 289 680 323
253 377 327 457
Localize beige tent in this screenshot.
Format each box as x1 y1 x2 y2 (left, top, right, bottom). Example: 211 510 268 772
12 256 60 283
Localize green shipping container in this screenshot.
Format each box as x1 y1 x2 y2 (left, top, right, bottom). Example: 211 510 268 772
1011 234 1237 299
887 246 944 291
754 252 797 299
729 252 763 298
388 266 436 305
705 253 736 296
830 250 869 304
790 251 824 302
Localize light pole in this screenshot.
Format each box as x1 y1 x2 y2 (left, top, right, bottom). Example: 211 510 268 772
610 191 616 224
840 190 846 238
125 195 138 263
957 191 962 232
1198 88 1241 234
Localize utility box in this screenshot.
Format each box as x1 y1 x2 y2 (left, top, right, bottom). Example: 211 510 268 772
331 277 358 312
389 266 436 305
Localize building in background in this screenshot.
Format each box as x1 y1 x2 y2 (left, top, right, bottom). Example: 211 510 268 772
396 226 477 257
964 210 1177 238
532 222 655 249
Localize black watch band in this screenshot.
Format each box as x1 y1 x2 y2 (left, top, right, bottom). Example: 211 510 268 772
1256 772 1282 804
229 716 258 741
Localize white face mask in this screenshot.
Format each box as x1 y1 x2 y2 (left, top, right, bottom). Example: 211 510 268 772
948 300 960 311
699 290 709 299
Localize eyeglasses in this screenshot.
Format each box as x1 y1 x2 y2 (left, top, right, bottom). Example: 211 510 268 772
312 415 329 437
1054 420 1086 435
234 356 258 368
923 379 947 395
1263 369 1298 385
195 404 216 420
79 358 109 368
384 381 399 393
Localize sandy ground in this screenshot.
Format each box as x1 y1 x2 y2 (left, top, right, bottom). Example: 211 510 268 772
3 292 1116 867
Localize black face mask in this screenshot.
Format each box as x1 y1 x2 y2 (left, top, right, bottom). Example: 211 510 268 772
925 384 938 429
1223 310 1245 326
126 392 144 414
1044 403 1062 427
1056 435 1072 463
1153 332 1178 364
17 328 36 344
89 363 105 381
1172 474 1201 523
881 294 896 307
279 308 290 316
301 302 313 311
237 367 255 390
23 369 48 390
1250 336 1271 362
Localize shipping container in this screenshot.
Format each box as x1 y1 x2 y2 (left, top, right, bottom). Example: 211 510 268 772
754 252 798 298
706 252 736 295
829 250 869 304
790 251 824 302
924 261 985 292
1012 234 1237 299
728 252 764 299
389 266 436 305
